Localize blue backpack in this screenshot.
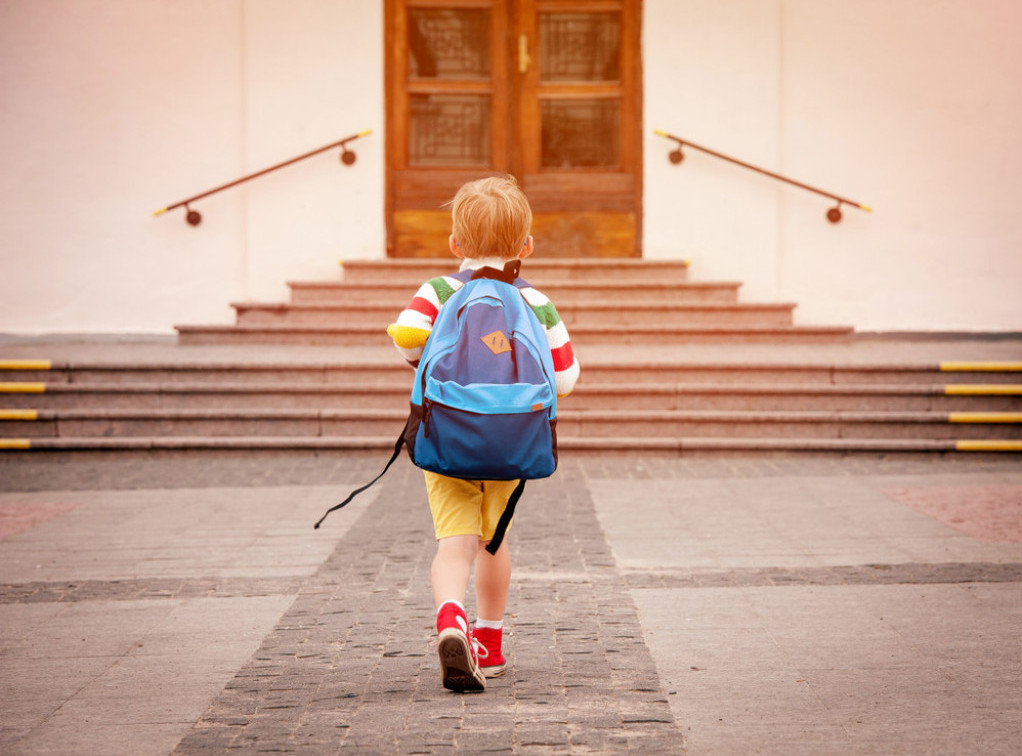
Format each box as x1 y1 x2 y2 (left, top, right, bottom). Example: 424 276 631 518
316 261 558 554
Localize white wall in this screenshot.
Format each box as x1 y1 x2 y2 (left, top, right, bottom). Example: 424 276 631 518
2 0 1019 333
0 0 384 333
242 0 384 304
645 0 1022 331
644 0 783 304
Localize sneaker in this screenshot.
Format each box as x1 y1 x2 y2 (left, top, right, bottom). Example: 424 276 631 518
473 626 507 678
436 603 485 692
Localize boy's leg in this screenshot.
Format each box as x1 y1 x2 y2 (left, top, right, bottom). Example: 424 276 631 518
474 538 510 620
473 478 517 678
427 468 489 693
426 472 485 610
433 535 487 692
432 534 479 609
474 538 510 677
475 478 517 621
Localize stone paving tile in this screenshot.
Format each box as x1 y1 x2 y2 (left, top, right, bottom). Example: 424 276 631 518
168 463 682 755
0 502 80 541
3 449 1020 494
0 577 305 604
3 450 1021 754
885 484 1022 542
623 561 1022 589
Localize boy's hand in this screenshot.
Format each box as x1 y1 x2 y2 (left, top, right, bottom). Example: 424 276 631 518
387 323 430 349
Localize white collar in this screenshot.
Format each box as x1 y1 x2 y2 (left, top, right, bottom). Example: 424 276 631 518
459 257 513 273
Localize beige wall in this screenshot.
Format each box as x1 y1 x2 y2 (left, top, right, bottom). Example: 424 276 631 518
644 0 1022 331
1 0 1019 333
0 0 384 333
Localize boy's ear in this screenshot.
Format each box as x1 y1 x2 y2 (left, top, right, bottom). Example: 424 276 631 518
449 234 465 259
518 235 534 260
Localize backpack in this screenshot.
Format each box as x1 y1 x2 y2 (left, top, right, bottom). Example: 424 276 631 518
315 261 558 555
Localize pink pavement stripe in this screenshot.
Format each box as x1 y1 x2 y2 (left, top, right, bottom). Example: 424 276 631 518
885 485 1022 543
0 502 80 541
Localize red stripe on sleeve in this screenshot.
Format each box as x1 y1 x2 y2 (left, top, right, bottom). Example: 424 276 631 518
408 296 438 320
551 342 575 372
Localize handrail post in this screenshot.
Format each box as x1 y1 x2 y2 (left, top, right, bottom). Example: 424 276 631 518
154 129 372 226
654 129 871 224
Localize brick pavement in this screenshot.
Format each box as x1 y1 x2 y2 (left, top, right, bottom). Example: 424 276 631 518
3 448 1021 493
2 451 1021 755
164 463 678 755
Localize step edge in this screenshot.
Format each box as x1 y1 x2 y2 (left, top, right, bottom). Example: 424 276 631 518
14 409 1020 424
175 324 853 335
19 381 1019 395
11 436 1021 453
231 301 798 313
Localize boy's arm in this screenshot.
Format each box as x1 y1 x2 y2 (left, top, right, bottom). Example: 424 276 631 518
388 281 441 365
521 288 580 397
548 320 580 398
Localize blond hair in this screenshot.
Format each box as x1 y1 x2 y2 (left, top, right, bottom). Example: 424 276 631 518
449 175 533 260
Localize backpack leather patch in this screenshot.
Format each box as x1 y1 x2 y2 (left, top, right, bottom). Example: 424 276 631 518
481 330 512 356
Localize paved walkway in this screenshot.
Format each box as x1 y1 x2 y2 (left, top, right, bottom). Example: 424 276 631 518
1 451 1021 755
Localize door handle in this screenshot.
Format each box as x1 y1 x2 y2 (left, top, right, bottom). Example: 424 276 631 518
518 34 531 74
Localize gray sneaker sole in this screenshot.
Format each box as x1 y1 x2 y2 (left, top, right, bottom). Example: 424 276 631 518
438 629 486 692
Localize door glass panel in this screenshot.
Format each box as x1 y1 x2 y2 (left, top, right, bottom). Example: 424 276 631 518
409 94 491 167
539 12 620 82
541 98 620 168
408 9 490 79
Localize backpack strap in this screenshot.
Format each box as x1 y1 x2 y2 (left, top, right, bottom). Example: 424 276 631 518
454 261 530 291
471 259 521 284
314 428 529 551
485 478 526 555
314 432 405 529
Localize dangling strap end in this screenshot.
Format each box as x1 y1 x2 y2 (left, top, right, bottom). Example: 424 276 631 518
485 479 526 555
313 434 405 529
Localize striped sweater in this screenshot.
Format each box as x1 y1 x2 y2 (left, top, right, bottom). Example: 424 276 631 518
388 259 580 397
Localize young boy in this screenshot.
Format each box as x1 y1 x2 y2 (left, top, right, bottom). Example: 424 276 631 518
387 175 580 692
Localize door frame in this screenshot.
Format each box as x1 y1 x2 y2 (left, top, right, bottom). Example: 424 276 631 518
384 0 643 257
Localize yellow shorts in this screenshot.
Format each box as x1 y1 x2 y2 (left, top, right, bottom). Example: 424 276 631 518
424 471 520 541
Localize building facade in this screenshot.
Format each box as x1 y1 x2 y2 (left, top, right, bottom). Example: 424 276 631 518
1 0 1020 333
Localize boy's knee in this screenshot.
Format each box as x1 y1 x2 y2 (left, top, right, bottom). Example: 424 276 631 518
437 534 480 563
477 538 507 557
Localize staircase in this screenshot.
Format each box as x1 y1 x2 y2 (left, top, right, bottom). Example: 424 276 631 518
2 259 1021 454
177 259 852 346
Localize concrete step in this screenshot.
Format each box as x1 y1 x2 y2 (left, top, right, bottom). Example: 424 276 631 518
3 381 1020 412
7 434 1021 454
4 360 1020 387
5 408 1020 442
174 323 854 346
335 257 692 285
231 301 797 328
579 362 1022 386
4 347 1019 454
288 281 741 306
178 257 856 346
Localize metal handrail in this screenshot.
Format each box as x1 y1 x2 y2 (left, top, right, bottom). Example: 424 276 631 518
154 130 372 226
654 129 871 223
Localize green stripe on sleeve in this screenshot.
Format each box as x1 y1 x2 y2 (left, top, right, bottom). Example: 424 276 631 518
529 299 561 329
430 276 459 306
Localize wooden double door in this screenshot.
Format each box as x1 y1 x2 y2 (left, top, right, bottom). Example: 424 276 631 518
386 0 642 257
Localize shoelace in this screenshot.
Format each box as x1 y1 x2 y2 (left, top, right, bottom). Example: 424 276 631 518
470 634 489 662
